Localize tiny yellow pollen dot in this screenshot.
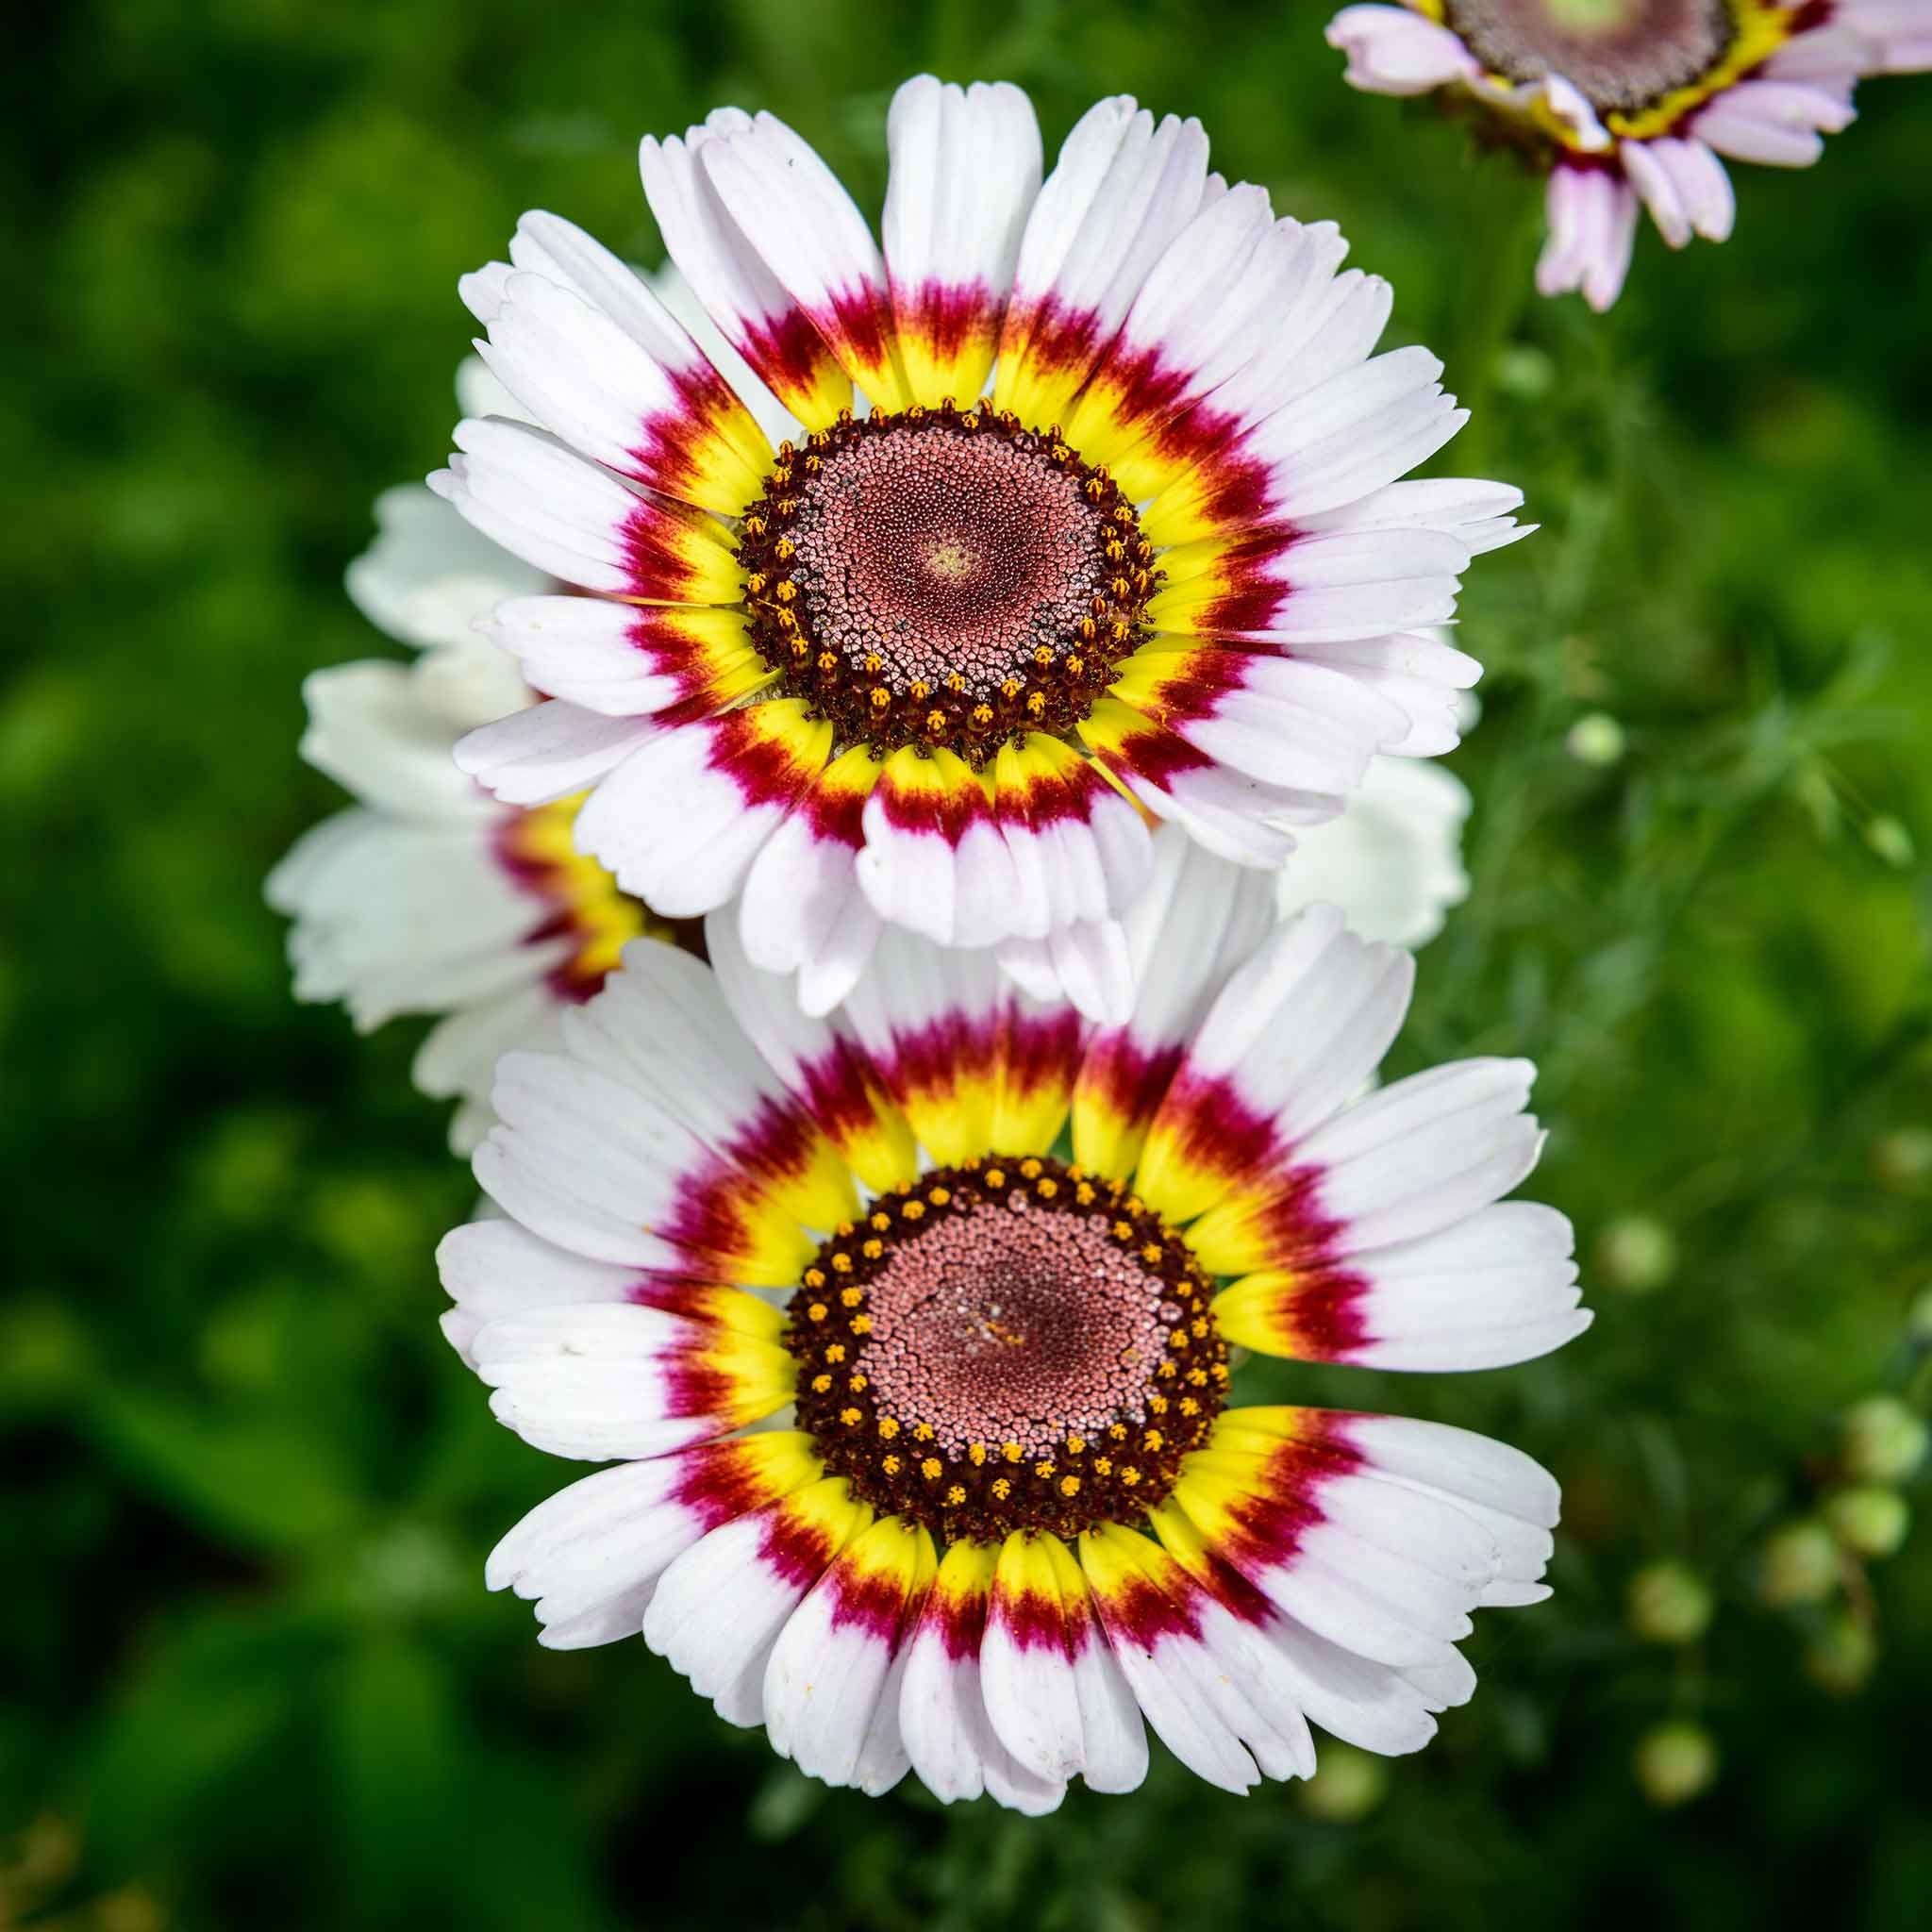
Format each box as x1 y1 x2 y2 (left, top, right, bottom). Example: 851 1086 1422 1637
1112 1221 1134 1241
1148 1393 1169 1414
1075 1183 1096 1205
901 1200 925 1222
807 1302 828 1324
1168 1330 1188 1351
1120 1467 1141 1487
1186 1367 1208 1387
1178 1397 1201 1417
1142 1430 1164 1452
991 1477 1012 1500
1191 1317 1209 1338
945 1484 966 1505
870 1211 891 1232
1065 1435 1087 1456
909 680 931 702
1034 1460 1056 1479
830 1252 854 1274
985 1169 1006 1188
1035 1177 1058 1199
848 1373 868 1392
1108 1423 1127 1441
1093 1456 1113 1475
860 1240 882 1259
1059 1475 1081 1498
824 1343 846 1363
882 1454 901 1475
912 1422 935 1442
967 1442 988 1466
850 1314 873 1334
921 1458 943 1480
1002 1441 1024 1464
841 1287 864 1307
1141 1243 1164 1266
1158 1361 1177 1379
927 1187 951 1206
840 1407 862 1425
804 1268 826 1290
810 1374 832 1393
878 1417 900 1440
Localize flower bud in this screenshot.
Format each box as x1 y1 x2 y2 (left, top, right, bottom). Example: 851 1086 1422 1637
1626 1561 1713 1645
1758 1521 1839 1607
1595 1215 1677 1295
1296 1743 1389 1823
1872 1127 1932 1191
1864 816 1914 869
1633 1722 1717 1807
1824 1486 1910 1559
1805 1613 1877 1696
1566 711 1626 768
1840 1395 1927 1483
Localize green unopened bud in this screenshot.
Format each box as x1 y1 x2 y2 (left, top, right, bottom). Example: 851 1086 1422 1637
1841 1395 1928 1483
1872 1126 1932 1191
1805 1613 1877 1696
1566 711 1626 768
1595 1215 1678 1294
1863 815 1914 869
1824 1487 1910 1559
1626 1561 1714 1645
1758 1521 1840 1607
1908 1285 1932 1345
1296 1743 1389 1823
1633 1721 1717 1807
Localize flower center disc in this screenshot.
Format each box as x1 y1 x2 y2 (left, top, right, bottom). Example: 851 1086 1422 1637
786 1156 1228 1541
739 404 1158 767
1443 0 1737 110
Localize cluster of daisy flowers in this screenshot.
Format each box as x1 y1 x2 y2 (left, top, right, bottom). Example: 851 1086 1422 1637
270 73 1601 1808
1327 0 1929 309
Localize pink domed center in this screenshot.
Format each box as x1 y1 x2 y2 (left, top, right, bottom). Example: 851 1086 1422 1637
1443 0 1736 112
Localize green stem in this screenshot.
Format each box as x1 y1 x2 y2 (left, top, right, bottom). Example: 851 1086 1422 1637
1451 175 1544 475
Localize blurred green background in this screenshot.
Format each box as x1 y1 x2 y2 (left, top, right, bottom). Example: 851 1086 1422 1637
8 0 1932 1926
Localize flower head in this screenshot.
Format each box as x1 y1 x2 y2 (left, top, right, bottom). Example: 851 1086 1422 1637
1326 2 1930 308
433 75 1528 1023
441 833 1588 1807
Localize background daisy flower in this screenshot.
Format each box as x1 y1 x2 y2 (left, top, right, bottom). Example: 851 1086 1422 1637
268 278 801 1147
434 74 1528 1023
1326 1 1931 309
438 830 1588 1808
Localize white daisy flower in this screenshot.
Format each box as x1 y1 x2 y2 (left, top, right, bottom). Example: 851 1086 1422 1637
1276 756 1471 948
1326 1 1930 310
432 74 1530 1025
441 829 1588 1808
269 265 803 1148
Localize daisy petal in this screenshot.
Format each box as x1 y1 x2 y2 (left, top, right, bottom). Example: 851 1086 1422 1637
884 76 1042 408
641 112 854 430
486 1431 825 1648
643 1477 874 1724
763 1515 938 1792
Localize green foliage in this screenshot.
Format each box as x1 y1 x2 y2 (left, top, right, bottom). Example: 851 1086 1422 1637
6 1 1930 1927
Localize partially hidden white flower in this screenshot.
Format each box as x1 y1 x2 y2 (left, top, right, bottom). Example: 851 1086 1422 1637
1326 1 1929 309
441 831 1588 1808
267 266 781 1149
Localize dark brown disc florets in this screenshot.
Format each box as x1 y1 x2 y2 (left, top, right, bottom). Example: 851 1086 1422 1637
1443 0 1737 114
738 403 1159 769
785 1155 1228 1543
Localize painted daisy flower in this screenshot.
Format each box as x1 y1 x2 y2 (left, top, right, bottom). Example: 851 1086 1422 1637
1326 3 1931 311
433 75 1529 1024
440 831 1588 1808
